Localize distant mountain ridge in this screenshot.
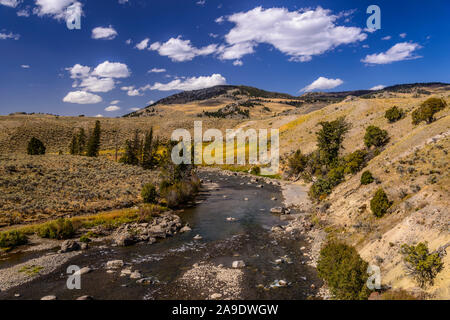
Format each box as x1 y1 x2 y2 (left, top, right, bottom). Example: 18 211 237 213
124 82 449 117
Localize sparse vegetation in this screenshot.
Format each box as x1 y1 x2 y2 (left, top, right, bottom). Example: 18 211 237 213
360 171 374 185
385 106 405 123
249 166 261 175
0 154 158 224
401 242 444 288
317 241 371 300
370 188 392 218
287 150 308 176
342 149 367 174
141 183 158 204
412 97 447 125
38 218 75 240
364 126 389 148
380 289 418 300
0 230 28 251
27 137 46 155
18 265 43 275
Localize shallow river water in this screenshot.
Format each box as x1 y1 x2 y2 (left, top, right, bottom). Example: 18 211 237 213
0 171 321 300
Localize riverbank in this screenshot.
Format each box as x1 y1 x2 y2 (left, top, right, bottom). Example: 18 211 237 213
1 168 323 300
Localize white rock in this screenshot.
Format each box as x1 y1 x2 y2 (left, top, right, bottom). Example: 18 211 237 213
232 260 246 268
106 260 124 269
210 293 222 300
193 234 203 240
41 295 57 300
130 271 142 279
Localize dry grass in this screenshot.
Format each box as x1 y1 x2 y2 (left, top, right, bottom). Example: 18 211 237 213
0 154 159 226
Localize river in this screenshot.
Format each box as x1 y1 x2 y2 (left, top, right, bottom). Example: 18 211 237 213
0 170 321 300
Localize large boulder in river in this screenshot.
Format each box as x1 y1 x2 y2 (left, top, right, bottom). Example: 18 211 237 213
112 230 137 247
60 240 81 253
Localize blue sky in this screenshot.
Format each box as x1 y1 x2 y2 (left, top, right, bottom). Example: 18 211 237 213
0 0 449 117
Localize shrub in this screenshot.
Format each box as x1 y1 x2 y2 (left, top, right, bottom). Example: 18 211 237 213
309 177 334 200
401 242 444 288
370 188 392 217
141 183 158 204
160 176 201 208
412 97 447 125
317 241 371 300
27 137 46 155
287 150 308 175
249 166 261 175
360 171 374 185
385 106 405 123
364 126 389 148
327 166 345 186
0 230 28 250
343 150 367 174
79 235 91 243
38 218 75 239
316 117 350 166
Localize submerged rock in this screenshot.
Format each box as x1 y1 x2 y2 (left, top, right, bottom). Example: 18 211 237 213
180 225 192 233
106 260 124 270
270 207 285 214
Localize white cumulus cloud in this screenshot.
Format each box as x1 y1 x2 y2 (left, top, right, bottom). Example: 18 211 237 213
149 36 218 62
0 0 21 8
66 64 90 79
0 32 20 40
79 76 115 93
135 38 150 50
301 76 343 92
370 85 386 90
92 26 118 40
63 91 102 104
33 0 82 20
93 61 131 78
361 42 421 65
148 68 166 73
145 74 226 91
219 6 367 62
105 105 120 112
121 86 142 96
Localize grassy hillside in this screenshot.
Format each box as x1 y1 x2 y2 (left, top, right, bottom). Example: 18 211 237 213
278 90 449 298
0 154 158 226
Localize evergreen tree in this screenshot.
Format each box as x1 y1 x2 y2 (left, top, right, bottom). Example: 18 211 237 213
69 135 78 155
77 128 86 155
142 128 157 169
316 117 350 166
131 129 142 164
27 137 46 155
86 120 101 157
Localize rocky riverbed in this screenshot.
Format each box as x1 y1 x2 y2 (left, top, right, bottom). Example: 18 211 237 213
0 168 323 300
